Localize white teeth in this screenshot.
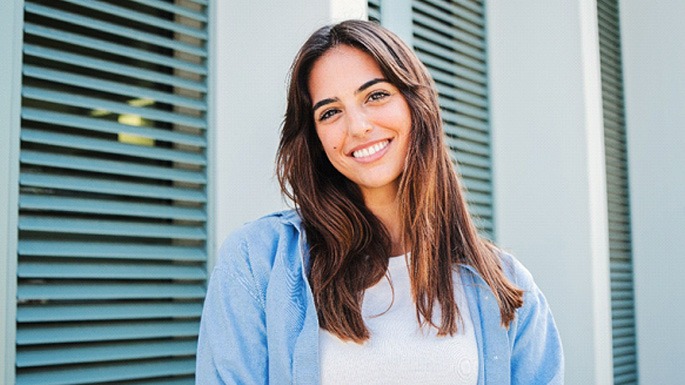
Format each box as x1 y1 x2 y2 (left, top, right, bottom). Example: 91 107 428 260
353 140 389 158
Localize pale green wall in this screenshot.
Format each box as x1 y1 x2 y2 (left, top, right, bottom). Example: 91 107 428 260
621 1 685 383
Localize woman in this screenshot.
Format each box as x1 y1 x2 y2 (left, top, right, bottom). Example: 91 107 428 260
197 20 563 384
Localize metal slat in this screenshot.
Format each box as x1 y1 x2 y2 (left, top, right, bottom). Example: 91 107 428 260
18 216 206 240
17 282 206 300
24 45 207 93
62 0 207 39
20 194 206 221
413 19 485 59
17 302 203 323
413 0 484 37
20 173 206 202
24 23 207 75
16 320 200 345
413 11 484 49
22 86 206 129
15 357 195 385
18 240 205 261
21 129 205 166
23 65 206 111
416 43 486 82
17 339 197 367
124 377 195 385
441 109 488 133
18 260 206 280
131 0 208 23
22 108 206 147
25 3 206 57
20 151 206 184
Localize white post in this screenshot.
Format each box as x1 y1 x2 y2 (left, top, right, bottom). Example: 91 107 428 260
487 1 614 384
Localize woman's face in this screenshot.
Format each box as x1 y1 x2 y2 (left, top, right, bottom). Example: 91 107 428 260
308 45 412 201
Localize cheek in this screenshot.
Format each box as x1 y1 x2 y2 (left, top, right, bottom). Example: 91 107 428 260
316 128 343 155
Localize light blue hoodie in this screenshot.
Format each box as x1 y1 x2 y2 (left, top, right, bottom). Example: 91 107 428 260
196 210 564 384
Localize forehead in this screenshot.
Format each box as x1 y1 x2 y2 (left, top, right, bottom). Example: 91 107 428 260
308 45 385 100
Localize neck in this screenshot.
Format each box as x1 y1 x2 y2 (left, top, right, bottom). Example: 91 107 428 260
362 186 406 256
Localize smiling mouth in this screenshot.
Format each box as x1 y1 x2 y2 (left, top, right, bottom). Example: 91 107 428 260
352 140 390 158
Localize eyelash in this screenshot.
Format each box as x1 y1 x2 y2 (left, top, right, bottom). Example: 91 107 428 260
319 108 340 122
368 90 390 102
317 90 391 122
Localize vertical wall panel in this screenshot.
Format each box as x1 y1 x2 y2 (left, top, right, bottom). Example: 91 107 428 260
598 0 639 383
16 0 208 383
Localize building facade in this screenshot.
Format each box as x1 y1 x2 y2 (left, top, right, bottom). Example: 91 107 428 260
1 1 683 384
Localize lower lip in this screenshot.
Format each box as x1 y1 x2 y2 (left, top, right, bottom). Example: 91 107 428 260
351 140 391 164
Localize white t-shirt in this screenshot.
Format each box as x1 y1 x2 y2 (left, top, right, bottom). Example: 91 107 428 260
319 255 479 384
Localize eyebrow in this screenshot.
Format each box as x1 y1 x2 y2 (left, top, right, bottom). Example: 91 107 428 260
311 78 389 113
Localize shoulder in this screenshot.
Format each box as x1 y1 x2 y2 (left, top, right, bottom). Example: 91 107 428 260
213 210 304 293
495 248 538 293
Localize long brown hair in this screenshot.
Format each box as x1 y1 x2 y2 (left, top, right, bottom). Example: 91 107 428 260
277 20 523 343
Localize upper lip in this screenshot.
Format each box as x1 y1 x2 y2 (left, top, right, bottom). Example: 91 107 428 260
346 138 391 156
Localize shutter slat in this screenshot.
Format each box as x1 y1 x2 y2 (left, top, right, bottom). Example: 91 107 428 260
21 151 206 184
63 0 207 39
413 12 484 49
434 82 487 108
18 216 206 240
413 21 485 59
17 283 205 301
18 240 206 262
416 45 487 81
20 173 206 202
16 357 195 385
22 86 206 129
124 377 195 385
131 0 208 23
25 3 206 57
17 339 197 367
20 195 206 221
22 108 206 147
24 23 206 75
24 66 206 110
17 302 203 323
21 129 205 166
18 260 206 280
24 45 207 92
17 320 199 345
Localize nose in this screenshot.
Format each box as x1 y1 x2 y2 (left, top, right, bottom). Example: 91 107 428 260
346 108 372 137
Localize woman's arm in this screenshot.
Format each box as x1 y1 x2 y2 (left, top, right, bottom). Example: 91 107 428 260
507 257 564 384
510 280 564 384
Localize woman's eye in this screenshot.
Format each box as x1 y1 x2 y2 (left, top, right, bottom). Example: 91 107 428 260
368 91 390 102
319 109 339 121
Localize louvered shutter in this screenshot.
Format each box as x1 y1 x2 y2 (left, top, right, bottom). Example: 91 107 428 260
598 1 639 383
16 0 208 384
411 0 493 238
